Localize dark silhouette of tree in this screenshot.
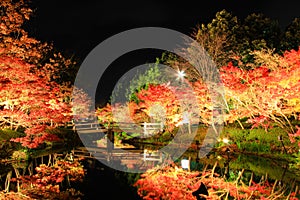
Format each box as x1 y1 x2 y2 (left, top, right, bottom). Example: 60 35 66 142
281 18 300 51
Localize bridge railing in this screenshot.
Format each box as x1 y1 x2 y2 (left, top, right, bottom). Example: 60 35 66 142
74 121 164 137
74 122 102 130
110 121 164 137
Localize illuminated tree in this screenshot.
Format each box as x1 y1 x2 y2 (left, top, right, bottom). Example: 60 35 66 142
0 0 45 63
96 103 114 126
0 0 77 148
111 63 162 103
0 56 72 148
0 0 77 81
2 159 85 199
132 84 181 131
72 87 93 121
220 48 300 134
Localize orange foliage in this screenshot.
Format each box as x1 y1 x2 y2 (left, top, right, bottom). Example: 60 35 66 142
0 0 75 148
134 165 299 200
0 56 71 148
219 48 300 133
133 84 181 131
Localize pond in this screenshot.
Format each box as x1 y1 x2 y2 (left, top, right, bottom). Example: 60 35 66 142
0 151 142 200
1 145 299 199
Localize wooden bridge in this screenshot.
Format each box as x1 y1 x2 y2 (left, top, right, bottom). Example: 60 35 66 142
74 121 164 136
70 121 164 168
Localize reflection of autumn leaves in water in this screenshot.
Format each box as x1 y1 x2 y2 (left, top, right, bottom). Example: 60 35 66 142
134 165 299 200
2 159 85 199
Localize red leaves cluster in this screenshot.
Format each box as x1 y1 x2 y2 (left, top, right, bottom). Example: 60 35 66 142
0 57 72 148
134 165 299 200
219 48 300 132
192 80 212 124
12 125 61 148
96 103 113 124
134 166 201 200
0 0 77 148
96 48 300 143
133 84 181 130
0 0 50 64
288 126 300 147
15 160 85 198
246 116 271 131
96 84 183 131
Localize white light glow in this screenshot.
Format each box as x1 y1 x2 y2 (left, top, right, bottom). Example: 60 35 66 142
222 138 230 144
177 70 185 78
181 159 190 170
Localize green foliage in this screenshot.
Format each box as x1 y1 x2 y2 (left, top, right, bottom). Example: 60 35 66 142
249 130 273 145
11 150 29 161
290 153 300 170
116 131 141 141
155 132 174 143
195 9 239 68
223 127 248 142
238 142 271 153
111 61 164 103
158 51 179 64
219 126 295 154
46 127 81 147
193 9 285 67
240 13 282 50
177 9 300 70
227 171 238 182
0 129 25 142
222 126 284 145
128 63 162 102
0 129 25 158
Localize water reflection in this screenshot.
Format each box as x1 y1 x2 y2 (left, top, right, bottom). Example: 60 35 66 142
72 146 169 172
177 149 300 187
1 146 299 199
0 151 75 192
70 140 300 191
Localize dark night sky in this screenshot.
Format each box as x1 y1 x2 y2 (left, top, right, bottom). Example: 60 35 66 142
28 0 300 58
26 0 300 106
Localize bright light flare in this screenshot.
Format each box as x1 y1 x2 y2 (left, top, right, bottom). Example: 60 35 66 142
177 70 185 78
222 138 230 144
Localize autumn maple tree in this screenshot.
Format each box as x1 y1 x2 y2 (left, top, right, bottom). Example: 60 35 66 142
131 84 181 130
96 84 180 132
97 81 202 133
0 0 77 148
97 47 300 145
0 56 72 148
219 48 300 132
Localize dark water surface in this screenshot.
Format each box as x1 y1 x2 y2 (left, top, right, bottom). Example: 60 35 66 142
1 147 299 200
78 159 142 200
